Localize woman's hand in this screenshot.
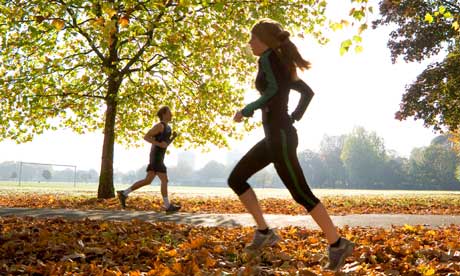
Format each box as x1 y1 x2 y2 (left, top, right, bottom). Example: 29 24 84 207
233 111 244 123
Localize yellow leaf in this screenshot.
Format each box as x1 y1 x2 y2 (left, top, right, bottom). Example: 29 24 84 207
424 13 434 23
355 45 364 53
189 237 205 249
453 21 459 31
308 236 319 244
166 249 177 257
158 267 175 276
52 19 65 30
100 222 109 230
119 16 129 27
205 256 216 267
340 19 350 27
402 224 416 232
439 5 446 15
104 7 117 18
172 262 182 272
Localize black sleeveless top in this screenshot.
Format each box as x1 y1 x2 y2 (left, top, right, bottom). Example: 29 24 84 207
150 122 172 157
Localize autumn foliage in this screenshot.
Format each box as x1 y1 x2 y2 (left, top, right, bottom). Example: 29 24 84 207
1 216 460 275
1 192 460 275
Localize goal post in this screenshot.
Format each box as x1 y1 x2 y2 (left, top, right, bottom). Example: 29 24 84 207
17 161 77 187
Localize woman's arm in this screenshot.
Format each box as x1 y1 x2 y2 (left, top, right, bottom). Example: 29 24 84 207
290 79 314 121
241 52 278 117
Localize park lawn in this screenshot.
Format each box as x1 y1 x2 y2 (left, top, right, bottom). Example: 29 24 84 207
1 216 459 275
1 191 460 215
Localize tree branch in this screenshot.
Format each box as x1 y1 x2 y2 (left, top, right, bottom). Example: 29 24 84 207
120 0 173 75
63 2 106 62
440 0 460 13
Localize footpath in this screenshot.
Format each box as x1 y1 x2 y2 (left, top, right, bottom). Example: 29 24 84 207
1 207 460 229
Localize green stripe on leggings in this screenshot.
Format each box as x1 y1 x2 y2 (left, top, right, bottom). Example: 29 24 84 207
280 130 315 206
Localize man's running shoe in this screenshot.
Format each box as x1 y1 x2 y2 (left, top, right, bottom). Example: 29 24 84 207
116 191 127 209
164 204 181 213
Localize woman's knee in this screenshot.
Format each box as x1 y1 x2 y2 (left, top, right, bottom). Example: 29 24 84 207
293 195 320 212
227 172 250 196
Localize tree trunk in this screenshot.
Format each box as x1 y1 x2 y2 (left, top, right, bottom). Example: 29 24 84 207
97 77 120 199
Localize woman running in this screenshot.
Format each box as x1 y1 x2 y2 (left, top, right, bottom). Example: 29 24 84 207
228 19 354 272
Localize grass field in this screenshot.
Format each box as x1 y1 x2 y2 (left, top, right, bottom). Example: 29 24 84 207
1 180 460 198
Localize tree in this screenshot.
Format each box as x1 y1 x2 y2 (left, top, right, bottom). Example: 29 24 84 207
383 150 409 188
319 134 347 188
298 149 326 188
373 1 460 132
0 1 371 198
42 169 52 180
196 160 226 181
249 167 275 188
10 172 18 179
340 127 387 188
408 135 459 189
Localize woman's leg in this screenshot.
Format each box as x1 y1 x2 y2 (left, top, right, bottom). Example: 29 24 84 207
228 139 271 230
271 127 354 270
271 128 339 242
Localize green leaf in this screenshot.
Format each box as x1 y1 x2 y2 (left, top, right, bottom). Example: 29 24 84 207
358 23 368 34
340 39 352 55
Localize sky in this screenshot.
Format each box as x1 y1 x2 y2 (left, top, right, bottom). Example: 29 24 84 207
0 3 442 172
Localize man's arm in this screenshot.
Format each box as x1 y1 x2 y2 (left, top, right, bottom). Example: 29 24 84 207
168 132 178 145
290 79 315 121
143 123 165 147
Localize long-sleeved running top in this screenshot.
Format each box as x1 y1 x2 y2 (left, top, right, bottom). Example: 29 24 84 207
241 49 314 125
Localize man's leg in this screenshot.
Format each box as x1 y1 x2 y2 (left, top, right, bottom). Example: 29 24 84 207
117 171 156 208
158 172 180 212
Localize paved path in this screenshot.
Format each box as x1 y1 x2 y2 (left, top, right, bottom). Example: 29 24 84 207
1 207 460 229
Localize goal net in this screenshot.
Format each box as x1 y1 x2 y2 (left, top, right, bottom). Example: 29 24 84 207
16 161 77 187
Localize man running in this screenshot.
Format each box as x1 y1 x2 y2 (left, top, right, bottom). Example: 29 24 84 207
117 106 181 212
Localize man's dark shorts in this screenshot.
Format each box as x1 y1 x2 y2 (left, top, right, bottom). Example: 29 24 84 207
146 162 167 173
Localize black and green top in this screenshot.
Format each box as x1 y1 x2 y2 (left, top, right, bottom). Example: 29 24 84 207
241 49 314 126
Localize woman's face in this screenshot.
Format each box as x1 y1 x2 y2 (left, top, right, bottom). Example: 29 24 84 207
249 34 268 56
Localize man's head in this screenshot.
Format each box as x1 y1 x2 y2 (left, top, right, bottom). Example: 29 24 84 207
157 106 172 122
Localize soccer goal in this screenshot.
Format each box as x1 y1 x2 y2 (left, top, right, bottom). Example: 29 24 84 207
17 161 77 187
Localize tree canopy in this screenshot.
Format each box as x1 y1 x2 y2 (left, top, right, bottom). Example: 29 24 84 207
0 0 371 197
374 0 460 133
